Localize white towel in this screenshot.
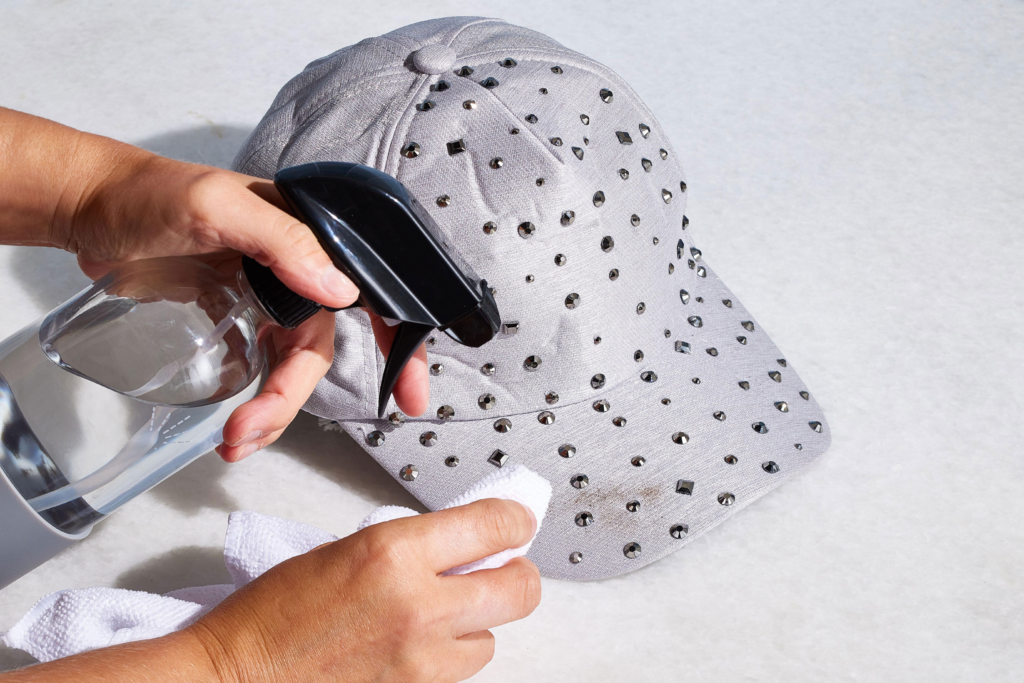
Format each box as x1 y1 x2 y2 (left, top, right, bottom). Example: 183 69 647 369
2 464 551 663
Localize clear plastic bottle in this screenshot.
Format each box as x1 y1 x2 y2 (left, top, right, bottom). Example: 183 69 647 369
0 255 319 587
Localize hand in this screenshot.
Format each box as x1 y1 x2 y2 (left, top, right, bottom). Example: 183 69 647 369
0 107 429 459
186 499 541 683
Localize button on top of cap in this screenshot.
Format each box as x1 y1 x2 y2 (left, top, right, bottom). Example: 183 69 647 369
411 44 457 75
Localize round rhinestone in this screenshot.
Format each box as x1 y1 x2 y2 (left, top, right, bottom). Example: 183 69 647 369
626 500 640 513
680 181 687 192
569 551 583 564
769 371 782 382
810 421 823 433
555 254 567 266
518 222 536 238
593 191 605 206
525 274 535 283
526 114 538 123
723 299 733 308
795 443 804 450
737 336 747 345
662 188 673 203
718 492 735 506
367 430 385 447
401 142 421 158
706 348 718 357
601 236 615 252
502 57 517 67
688 316 703 328
618 168 630 180
463 99 477 109
594 336 602 344
641 371 658 383
653 237 659 245
550 136 563 146
436 195 450 208
481 363 496 375
679 289 690 305
752 422 769 434
445 456 459 468
642 158 653 172
430 363 443 376
523 355 542 371
571 474 589 489
593 399 610 412
482 221 497 234
580 113 590 124
490 157 504 169
545 391 559 405
400 465 418 482
672 431 689 444
437 405 455 420
613 416 627 427
575 511 593 526
738 381 750 390
552 65 563 74
742 320 755 332
558 443 576 458
713 411 726 421
478 394 496 410
800 390 810 400
388 411 405 426
538 411 556 425
609 268 619 280
639 123 651 137
560 210 575 225
683 215 690 228
724 455 738 464
634 350 644 362
539 87 548 94
623 542 641 559
660 148 669 160
661 398 671 405
631 455 645 467
775 401 789 412
419 431 437 447
493 418 512 433
692 378 701 384
536 177 544 186
631 214 641 227
591 373 606 389
670 524 688 539
665 329 671 338
600 88 613 102
762 461 779 473
637 302 646 314
565 293 580 309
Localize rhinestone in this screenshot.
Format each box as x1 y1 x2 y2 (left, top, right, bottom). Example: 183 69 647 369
518 222 536 238
526 114 538 123
810 421 823 433
489 449 509 467
623 542 641 559
775 401 789 413
367 430 385 447
676 239 685 259
601 236 615 252
503 321 520 335
724 455 738 464
638 122 651 137
493 418 512 433
510 127 520 134
600 88 613 102
661 398 671 405
502 58 517 68
387 411 405 426
561 210 576 226
401 142 421 158
539 87 548 94
593 399 610 412
565 293 580 309
550 137 563 146
777 358 788 367
637 302 646 314
523 355 541 371
800 391 810 400
552 65 564 74
618 168 630 180
718 492 735 506
490 157 504 169
591 373 606 389
427 337 436 346
642 158 653 172
525 274 535 283
796 443 803 450
683 215 690 229
575 511 594 527
481 76 500 88
679 289 690 304
762 461 779 474
536 177 545 186
672 432 690 445
752 422 769 434
432 80 450 91
593 191 606 207
631 214 641 227
558 443 576 458
609 268 619 280
538 411 556 425
738 381 750 390
713 411 726 421
662 189 673 203
569 551 583 564
653 237 659 245
616 131 633 144
477 363 494 377
572 147 584 160
416 100 435 111
676 479 694 494
690 247 702 261
436 195 451 207
660 148 669 159
626 500 641 513
457 65 474 76
680 181 688 192
697 266 706 277
437 405 455 420
696 297 704 303
641 371 657 383
613 417 627 427
571 474 589 489
634 350 644 362
478 394 496 410
737 336 747 345
630 455 646 467
463 99 477 109
769 371 782 382
688 259 696 270
545 391 559 405
675 341 691 354
692 377 701 384
593 336 602 344
429 363 443 376
688 316 703 328
482 221 497 234
446 139 466 156
670 524 688 539
400 465 418 481
419 431 438 446
580 113 590 125
445 456 459 467
741 321 755 332
707 348 719 357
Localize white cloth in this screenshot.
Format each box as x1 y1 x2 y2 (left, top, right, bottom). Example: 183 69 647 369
2 464 551 663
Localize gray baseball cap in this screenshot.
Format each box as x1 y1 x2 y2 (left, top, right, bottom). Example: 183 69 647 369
234 16 831 580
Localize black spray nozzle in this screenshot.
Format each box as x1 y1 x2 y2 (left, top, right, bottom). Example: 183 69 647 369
252 162 500 418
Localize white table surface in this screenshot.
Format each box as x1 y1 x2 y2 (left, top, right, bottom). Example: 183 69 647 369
2 1 1022 680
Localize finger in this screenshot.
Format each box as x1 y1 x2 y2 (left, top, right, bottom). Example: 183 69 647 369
386 499 538 574
219 310 335 458
443 557 542 636
368 313 429 417
190 171 358 308
449 630 495 682
216 427 283 463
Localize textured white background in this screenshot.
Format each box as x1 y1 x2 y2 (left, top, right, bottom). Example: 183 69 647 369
1 0 1022 680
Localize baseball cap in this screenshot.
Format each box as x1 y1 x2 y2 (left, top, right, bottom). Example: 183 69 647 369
233 16 831 580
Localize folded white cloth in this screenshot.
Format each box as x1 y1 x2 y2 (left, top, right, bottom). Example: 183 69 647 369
2 464 551 663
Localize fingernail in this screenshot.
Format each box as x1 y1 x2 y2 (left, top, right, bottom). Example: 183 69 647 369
322 266 358 303
524 504 538 538
230 430 262 447
234 442 260 460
